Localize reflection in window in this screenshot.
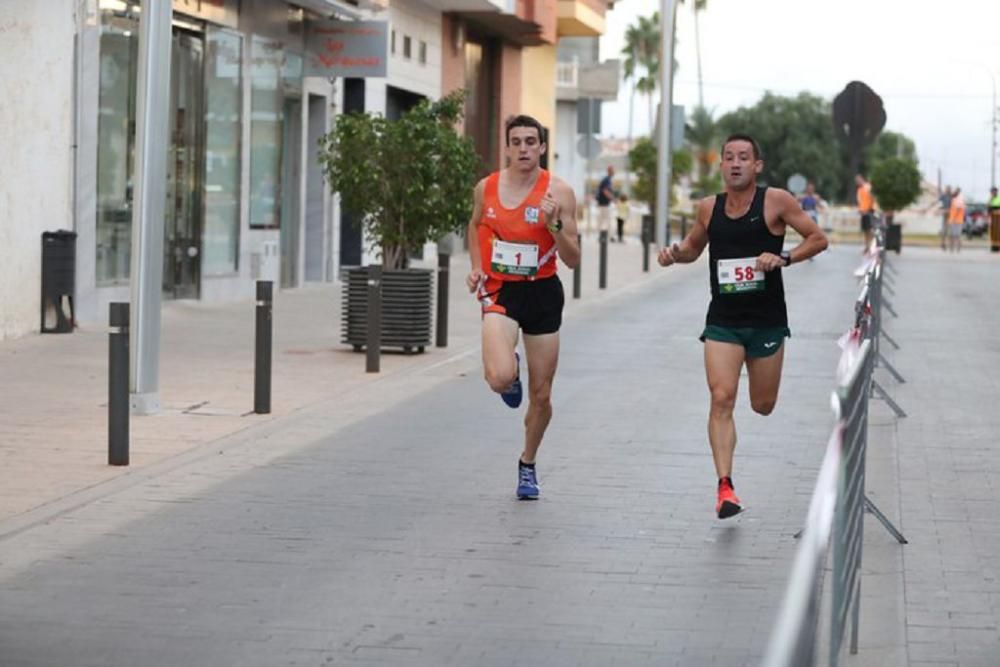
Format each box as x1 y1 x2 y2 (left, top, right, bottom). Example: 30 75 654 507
249 36 283 228
96 9 139 286
203 28 242 274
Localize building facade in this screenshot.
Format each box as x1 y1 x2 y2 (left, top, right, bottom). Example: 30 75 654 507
0 0 614 341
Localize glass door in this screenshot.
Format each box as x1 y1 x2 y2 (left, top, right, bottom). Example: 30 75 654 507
164 30 205 299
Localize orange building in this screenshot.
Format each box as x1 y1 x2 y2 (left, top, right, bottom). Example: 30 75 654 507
438 1 614 173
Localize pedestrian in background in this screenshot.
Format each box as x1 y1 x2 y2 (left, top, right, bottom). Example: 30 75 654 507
595 165 615 239
616 193 630 243
855 174 876 253
938 185 954 251
947 187 965 253
988 186 1000 253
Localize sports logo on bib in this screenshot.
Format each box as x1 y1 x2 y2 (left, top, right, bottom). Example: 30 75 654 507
524 207 540 224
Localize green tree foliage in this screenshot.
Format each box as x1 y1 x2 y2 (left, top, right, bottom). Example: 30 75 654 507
685 105 721 197
621 13 661 130
319 90 480 269
870 157 922 213
714 92 921 203
717 92 843 199
629 137 691 210
868 131 918 165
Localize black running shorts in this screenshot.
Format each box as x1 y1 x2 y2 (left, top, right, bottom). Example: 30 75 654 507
480 275 564 335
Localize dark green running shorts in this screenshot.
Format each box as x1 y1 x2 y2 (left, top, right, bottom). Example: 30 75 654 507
700 325 791 358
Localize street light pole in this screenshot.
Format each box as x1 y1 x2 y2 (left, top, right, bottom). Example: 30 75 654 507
129 0 172 414
655 0 677 248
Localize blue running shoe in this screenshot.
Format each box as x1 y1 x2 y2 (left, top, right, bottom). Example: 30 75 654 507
500 351 522 408
517 460 539 499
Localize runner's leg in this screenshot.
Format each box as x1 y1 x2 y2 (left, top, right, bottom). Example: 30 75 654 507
482 313 520 393
704 340 745 479
521 332 559 464
746 344 786 416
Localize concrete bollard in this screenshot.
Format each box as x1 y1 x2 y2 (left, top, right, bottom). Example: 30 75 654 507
366 265 382 373
254 281 273 414
108 302 130 466
573 233 582 299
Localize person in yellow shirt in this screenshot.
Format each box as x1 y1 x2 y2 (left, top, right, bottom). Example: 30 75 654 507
947 187 966 253
615 193 630 243
855 174 877 252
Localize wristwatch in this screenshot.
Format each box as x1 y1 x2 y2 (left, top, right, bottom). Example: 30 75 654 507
548 218 563 233
780 250 792 266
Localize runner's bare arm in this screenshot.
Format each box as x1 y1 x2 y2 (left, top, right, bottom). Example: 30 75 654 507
757 189 829 271
658 197 711 267
466 179 486 292
546 177 580 269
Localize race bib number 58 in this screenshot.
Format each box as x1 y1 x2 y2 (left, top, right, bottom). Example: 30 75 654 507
717 257 765 294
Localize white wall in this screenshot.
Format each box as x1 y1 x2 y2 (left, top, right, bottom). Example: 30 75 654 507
554 100 586 204
387 0 441 101
0 0 76 340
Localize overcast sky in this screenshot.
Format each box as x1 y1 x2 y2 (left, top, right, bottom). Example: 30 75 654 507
600 0 1000 200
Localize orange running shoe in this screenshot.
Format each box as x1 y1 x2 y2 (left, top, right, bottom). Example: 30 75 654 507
716 477 743 519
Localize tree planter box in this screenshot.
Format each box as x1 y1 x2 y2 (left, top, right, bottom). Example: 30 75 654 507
341 267 433 354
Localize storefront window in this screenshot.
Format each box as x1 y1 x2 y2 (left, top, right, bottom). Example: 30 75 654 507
249 36 284 228
96 7 139 285
203 28 243 274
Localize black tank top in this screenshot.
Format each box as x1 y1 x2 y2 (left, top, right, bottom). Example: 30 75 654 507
706 186 787 328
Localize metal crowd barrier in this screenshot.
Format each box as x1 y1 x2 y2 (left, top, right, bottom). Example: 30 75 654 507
764 237 908 666
762 426 841 667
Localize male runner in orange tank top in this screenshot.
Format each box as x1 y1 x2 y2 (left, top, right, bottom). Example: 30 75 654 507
465 115 580 499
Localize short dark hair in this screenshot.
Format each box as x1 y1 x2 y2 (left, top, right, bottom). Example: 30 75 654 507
505 115 546 146
721 134 762 160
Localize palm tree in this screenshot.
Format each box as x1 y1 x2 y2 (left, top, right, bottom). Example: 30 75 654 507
683 0 709 109
685 105 720 196
622 13 661 143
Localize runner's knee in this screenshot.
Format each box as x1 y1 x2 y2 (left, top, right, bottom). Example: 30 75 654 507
751 396 776 416
528 382 552 406
710 386 737 413
485 367 516 393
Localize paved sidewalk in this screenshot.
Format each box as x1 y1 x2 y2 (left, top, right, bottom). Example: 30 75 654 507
2 241 996 666
1 241 861 665
0 235 659 525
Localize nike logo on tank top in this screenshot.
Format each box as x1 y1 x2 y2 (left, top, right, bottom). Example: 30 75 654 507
706 186 788 328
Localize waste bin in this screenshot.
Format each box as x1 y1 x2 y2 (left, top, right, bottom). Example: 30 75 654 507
41 230 77 333
884 222 902 254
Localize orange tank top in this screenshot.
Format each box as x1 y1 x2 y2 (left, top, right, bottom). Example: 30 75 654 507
477 169 558 282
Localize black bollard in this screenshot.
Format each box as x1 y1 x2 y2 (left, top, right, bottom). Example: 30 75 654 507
108 302 129 466
681 215 687 240
366 265 382 373
598 230 608 290
254 281 273 414
573 233 582 299
641 223 650 273
436 253 449 348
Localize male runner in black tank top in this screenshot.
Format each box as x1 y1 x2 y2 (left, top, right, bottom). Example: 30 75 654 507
656 134 828 519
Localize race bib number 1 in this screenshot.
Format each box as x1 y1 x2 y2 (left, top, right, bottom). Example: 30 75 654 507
717 257 765 294
491 240 539 276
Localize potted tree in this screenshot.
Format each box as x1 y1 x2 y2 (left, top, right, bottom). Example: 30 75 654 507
869 157 922 254
319 90 480 353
